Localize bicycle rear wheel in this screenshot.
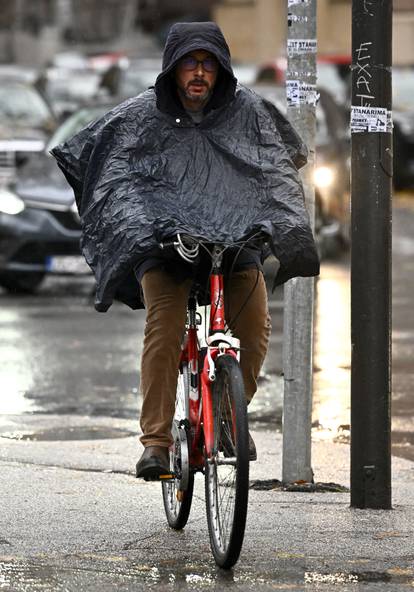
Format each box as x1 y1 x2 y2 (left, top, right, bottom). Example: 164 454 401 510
205 354 249 569
162 363 194 529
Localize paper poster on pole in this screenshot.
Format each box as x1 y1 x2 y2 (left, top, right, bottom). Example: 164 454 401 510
286 80 319 106
288 0 310 6
351 106 393 133
287 39 317 57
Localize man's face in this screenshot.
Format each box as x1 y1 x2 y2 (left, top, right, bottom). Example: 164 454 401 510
175 49 218 110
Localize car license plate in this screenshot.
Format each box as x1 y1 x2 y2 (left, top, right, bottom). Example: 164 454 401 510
46 256 91 274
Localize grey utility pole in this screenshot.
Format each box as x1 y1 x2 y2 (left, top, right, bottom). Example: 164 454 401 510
282 0 317 484
350 0 392 509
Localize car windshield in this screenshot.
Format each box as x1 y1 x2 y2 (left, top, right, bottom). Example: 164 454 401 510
47 106 109 150
393 68 414 110
45 69 103 102
0 81 52 128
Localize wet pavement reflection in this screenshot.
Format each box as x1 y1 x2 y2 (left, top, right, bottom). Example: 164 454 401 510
313 259 351 435
0 277 141 421
312 198 414 462
0 425 137 441
0 199 414 592
1 556 413 591
0 199 413 457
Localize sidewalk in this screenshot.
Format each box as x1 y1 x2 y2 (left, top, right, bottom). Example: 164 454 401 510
1 420 414 591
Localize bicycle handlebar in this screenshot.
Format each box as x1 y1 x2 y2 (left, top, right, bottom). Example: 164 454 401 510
159 233 199 263
159 232 269 264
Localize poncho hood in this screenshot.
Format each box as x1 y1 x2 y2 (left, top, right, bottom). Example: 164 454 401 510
155 22 237 115
51 22 319 312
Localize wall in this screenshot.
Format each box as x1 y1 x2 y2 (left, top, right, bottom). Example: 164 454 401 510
213 0 414 65
213 0 286 63
393 12 414 65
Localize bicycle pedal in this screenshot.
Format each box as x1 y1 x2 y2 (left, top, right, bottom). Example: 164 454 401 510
143 473 174 482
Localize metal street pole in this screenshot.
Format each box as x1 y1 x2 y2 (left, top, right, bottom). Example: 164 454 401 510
350 0 393 509
282 0 317 484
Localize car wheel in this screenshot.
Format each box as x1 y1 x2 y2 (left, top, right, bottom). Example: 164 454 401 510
0 272 45 294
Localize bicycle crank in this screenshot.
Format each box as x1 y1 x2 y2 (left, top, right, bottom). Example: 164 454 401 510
171 420 191 492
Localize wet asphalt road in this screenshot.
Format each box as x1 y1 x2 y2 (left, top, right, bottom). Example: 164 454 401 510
312 195 414 463
0 196 413 591
1 197 413 457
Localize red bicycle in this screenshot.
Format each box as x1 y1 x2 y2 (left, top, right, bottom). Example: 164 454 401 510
158 234 256 569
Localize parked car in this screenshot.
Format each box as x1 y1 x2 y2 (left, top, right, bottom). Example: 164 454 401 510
0 70 57 177
37 52 129 119
0 104 112 293
393 66 414 189
0 74 56 139
251 83 350 257
37 67 110 120
0 71 62 293
100 58 161 100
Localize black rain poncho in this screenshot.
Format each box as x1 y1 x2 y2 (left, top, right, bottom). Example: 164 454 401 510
52 22 319 312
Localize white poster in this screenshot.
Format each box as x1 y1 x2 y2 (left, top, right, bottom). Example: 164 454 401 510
287 39 317 57
286 80 319 106
288 0 310 6
351 106 392 133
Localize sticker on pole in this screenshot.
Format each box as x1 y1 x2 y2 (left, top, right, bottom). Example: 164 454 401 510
286 80 319 106
288 13 309 25
287 39 317 57
351 106 393 133
288 0 310 6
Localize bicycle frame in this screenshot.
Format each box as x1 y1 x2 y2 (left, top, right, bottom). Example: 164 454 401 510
179 245 240 467
163 237 252 568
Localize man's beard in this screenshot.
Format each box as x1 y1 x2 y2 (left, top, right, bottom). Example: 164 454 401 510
181 79 212 105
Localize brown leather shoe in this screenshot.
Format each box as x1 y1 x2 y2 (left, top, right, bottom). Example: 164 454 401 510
135 446 170 480
248 431 257 462
220 425 257 461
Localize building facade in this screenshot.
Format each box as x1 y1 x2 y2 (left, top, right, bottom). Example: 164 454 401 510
213 0 414 65
0 0 412 66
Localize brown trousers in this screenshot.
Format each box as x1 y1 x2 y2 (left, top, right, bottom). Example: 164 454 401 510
139 267 271 447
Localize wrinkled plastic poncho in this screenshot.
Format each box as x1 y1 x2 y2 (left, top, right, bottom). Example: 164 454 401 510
52 22 319 312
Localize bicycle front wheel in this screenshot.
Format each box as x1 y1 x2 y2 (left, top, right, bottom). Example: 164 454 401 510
205 354 249 569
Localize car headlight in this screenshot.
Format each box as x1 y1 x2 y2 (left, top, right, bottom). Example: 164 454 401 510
397 117 414 137
314 166 335 189
0 187 25 215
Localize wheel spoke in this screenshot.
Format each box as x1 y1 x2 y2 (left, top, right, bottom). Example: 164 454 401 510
205 355 249 568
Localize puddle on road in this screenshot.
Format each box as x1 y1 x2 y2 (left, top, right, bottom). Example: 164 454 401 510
304 570 410 585
0 561 61 592
0 426 137 442
0 558 413 591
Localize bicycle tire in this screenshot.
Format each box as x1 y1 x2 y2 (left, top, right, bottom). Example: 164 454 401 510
162 363 194 529
205 354 249 569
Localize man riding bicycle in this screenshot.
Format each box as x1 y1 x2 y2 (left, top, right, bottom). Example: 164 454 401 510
52 22 319 481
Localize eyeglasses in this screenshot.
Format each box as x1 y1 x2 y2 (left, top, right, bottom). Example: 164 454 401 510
179 56 218 73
